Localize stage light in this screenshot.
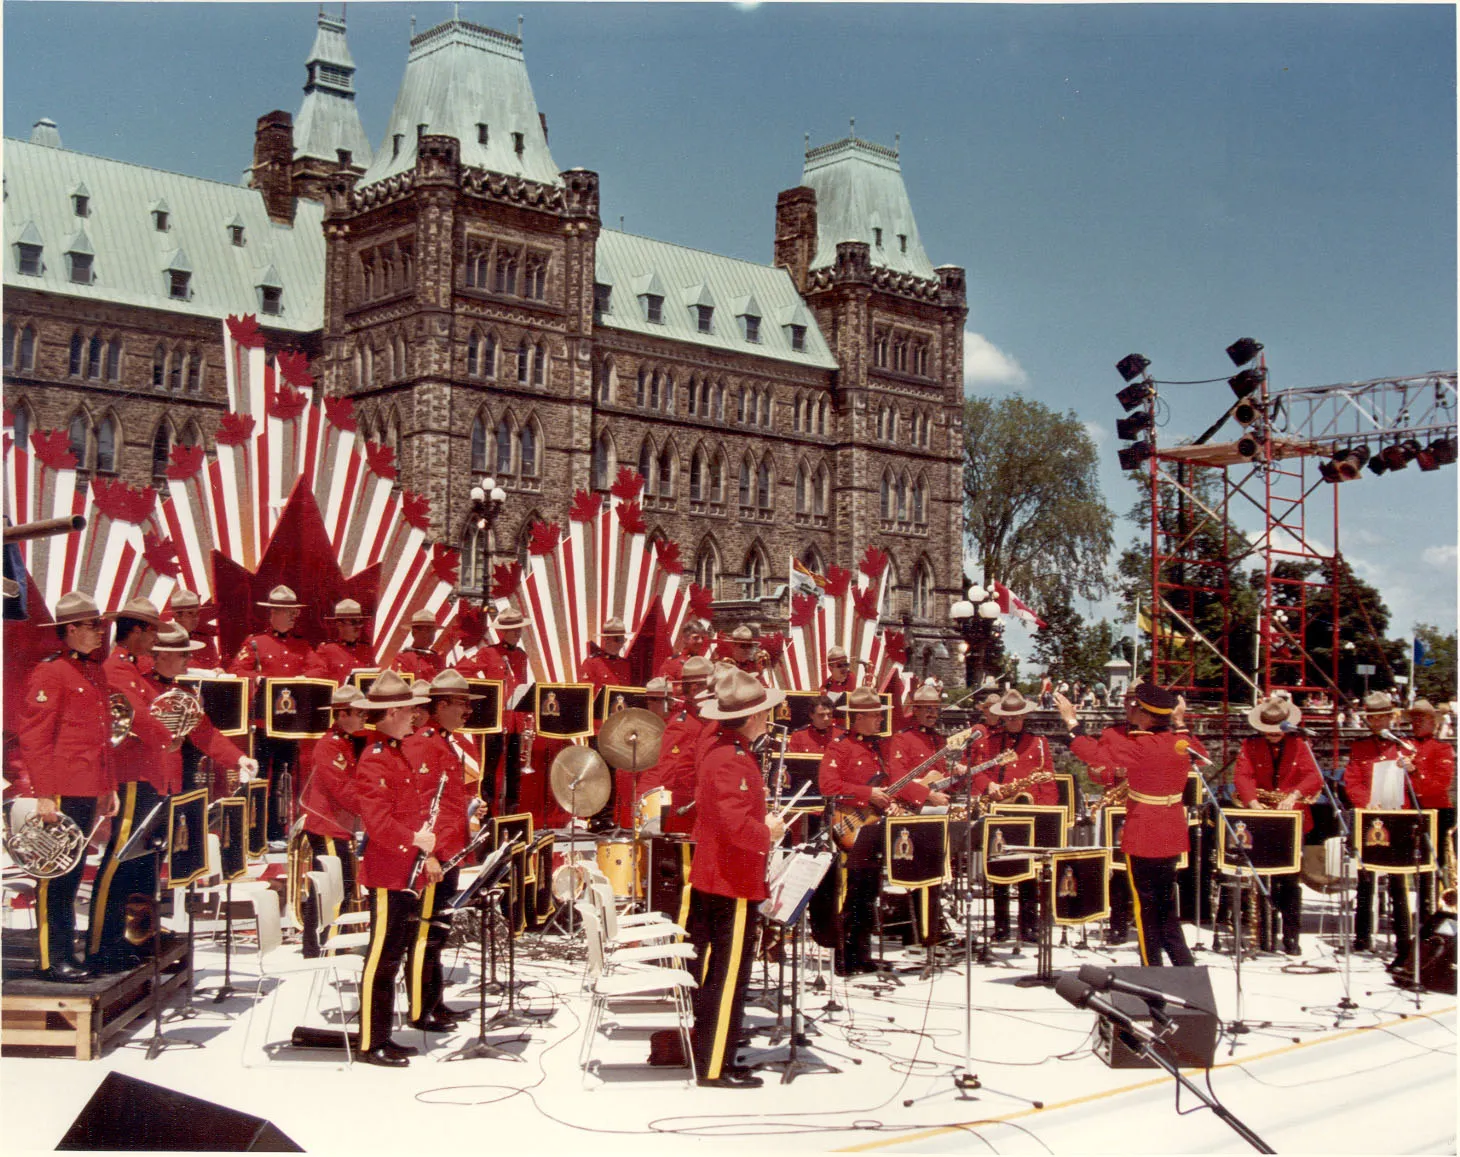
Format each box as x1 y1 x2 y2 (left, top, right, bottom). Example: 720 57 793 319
1116 412 1152 440
1319 459 1342 484
1117 440 1152 471
1228 367 1266 399
1417 446 1440 472
1367 454 1389 477
1116 381 1154 412
1116 354 1151 383
1232 400 1262 427
1236 433 1263 460
1380 439 1421 471
1226 337 1264 367
1321 447 1369 484
1430 437 1458 466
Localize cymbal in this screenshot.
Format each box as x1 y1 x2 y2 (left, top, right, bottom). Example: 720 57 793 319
597 708 665 771
549 745 611 817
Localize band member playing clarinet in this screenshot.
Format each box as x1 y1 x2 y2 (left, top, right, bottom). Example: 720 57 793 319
1235 696 1323 955
352 672 434 1066
688 669 786 1087
1056 683 1195 967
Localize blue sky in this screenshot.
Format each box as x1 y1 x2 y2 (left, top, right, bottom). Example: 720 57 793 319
5 2 1455 660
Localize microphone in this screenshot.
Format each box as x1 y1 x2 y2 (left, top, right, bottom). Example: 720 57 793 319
1379 728 1417 754
1054 975 1160 1045
1077 963 1211 1014
1278 721 1317 739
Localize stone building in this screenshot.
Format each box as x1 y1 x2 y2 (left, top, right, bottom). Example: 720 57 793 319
3 13 967 674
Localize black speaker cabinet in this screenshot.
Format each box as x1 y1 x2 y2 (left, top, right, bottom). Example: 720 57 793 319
58 1072 302 1151
1091 965 1219 1071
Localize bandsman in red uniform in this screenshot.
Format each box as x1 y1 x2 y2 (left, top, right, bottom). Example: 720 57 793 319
972 690 1056 943
1057 683 1195 967
886 683 956 944
308 599 376 685
820 687 932 975
688 669 786 1087
455 608 533 813
716 624 762 677
393 609 444 684
352 672 435 1066
656 620 709 683
13 592 118 981
1234 697 1324 955
578 617 631 690
651 655 714 835
1405 699 1456 922
788 696 844 755
299 685 368 957
612 677 674 828
400 670 479 1031
821 646 853 703
166 588 220 671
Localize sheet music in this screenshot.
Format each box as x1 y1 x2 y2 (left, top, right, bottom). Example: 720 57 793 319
760 850 833 924
508 683 531 710
1370 759 1405 809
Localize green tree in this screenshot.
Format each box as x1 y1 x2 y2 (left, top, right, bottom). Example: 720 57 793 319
963 396 1114 611
1412 623 1456 703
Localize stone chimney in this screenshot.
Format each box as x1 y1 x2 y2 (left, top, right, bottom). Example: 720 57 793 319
774 186 818 294
250 111 297 225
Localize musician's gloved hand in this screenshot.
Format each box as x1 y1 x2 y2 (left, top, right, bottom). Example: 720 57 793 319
928 791 950 807
870 787 893 809
236 756 259 783
413 826 437 854
767 816 786 843
425 855 444 884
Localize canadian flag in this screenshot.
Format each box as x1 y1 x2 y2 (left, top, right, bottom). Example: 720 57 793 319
992 580 1047 630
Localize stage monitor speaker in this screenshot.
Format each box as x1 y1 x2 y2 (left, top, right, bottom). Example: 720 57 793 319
58 1073 302 1151
1091 965 1218 1070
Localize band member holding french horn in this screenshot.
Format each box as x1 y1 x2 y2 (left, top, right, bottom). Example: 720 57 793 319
1235 696 1324 956
13 590 118 982
299 685 368 957
687 668 786 1087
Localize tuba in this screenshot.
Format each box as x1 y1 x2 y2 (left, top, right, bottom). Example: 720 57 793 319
151 686 204 740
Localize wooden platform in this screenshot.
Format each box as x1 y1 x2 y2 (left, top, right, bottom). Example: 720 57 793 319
2 931 192 1060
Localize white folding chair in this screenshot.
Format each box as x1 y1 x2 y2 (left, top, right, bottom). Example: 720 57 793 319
574 898 697 971
590 882 684 947
308 864 371 954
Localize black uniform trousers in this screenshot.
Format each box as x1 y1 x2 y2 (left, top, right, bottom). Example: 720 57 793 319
992 881 1040 943
359 887 416 1051
688 888 760 1081
407 866 460 1023
1127 853 1194 967
1355 868 1412 950
253 732 299 843
840 822 884 970
35 796 99 972
300 831 360 958
87 779 163 965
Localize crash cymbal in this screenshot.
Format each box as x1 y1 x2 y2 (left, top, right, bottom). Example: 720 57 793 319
597 708 665 771
549 745 611 817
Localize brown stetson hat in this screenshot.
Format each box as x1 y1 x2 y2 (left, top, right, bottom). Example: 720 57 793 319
53 590 113 626
844 687 885 713
1248 696 1301 734
116 596 163 626
700 668 787 721
910 682 943 706
425 669 485 701
1362 691 1396 715
327 598 367 620
330 685 364 709
677 655 714 683
360 670 430 711
494 608 528 631
989 689 1038 716
152 623 205 653
256 585 306 608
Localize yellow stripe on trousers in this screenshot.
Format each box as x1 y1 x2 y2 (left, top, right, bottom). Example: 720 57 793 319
323 837 341 923
707 899 747 1081
88 784 138 956
359 888 390 1051
37 877 52 970
409 881 436 1022
1125 853 1152 965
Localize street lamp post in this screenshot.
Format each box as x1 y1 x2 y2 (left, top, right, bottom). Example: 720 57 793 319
949 585 1006 688
468 478 507 609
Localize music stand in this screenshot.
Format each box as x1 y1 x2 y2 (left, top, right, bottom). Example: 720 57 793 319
442 843 527 1063
884 815 950 977
488 844 553 1030
1356 804 1438 1006
203 797 249 1003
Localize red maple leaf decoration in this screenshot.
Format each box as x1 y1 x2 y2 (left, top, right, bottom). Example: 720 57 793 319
760 633 786 662
568 490 601 523
610 467 644 501
226 314 265 349
882 630 909 667
323 394 357 432
655 539 683 574
30 429 78 470
276 350 314 391
823 566 851 600
528 520 561 556
851 586 880 622
166 443 206 481
429 543 459 586
266 382 308 421
790 593 817 628
141 532 182 578
401 490 432 531
92 476 156 524
616 500 646 536
859 545 889 579
364 441 397 481
688 584 714 621
490 561 523 600
216 412 256 447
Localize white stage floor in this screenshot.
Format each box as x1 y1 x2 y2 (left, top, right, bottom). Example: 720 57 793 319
3 891 1454 1155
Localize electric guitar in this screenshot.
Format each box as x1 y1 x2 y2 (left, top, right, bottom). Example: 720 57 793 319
830 728 986 850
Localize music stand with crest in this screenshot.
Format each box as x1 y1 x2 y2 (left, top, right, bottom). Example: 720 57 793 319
441 841 528 1063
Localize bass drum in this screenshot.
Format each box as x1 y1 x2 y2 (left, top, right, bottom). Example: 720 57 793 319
595 837 642 900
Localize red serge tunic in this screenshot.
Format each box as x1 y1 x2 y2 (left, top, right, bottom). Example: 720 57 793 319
307 640 376 685
1069 727 1190 858
227 632 316 679
392 648 443 684
400 725 471 863
1344 734 1408 809
104 647 180 790
356 736 436 891
788 724 844 755
15 651 114 798
1234 736 1324 833
819 733 930 809
689 731 772 902
302 728 362 840
578 648 632 692
972 730 1058 806
146 674 246 795
1410 736 1456 809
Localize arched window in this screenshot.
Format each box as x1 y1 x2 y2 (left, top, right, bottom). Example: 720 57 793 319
880 472 893 519
818 398 829 436
738 456 753 507
638 439 655 493
532 342 545 387
593 431 615 490
496 416 514 476
735 390 746 424
596 355 614 403
187 352 202 394
687 377 699 416
745 548 766 600
890 407 900 444
461 519 484 592
2 321 12 370
880 557 900 618
152 345 166 388
68 412 89 466
648 371 659 411
694 539 720 598
95 415 117 473
713 382 725 421
760 389 772 427
517 339 530 385
801 544 825 575
636 367 649 408
662 373 674 413
795 462 809 514
68 332 83 377
912 474 926 524
519 420 538 478
105 338 122 381
657 440 674 498
896 472 908 521
709 450 725 503
180 419 202 448
813 462 829 517
151 423 171 480
467 331 482 377
690 447 706 502
757 455 772 509
471 413 489 474
384 410 401 464
168 349 183 393
912 561 935 618
11 400 32 451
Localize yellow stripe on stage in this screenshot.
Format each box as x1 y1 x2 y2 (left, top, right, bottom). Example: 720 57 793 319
88 784 137 956
1125 853 1151 966
359 888 390 1051
409 881 436 1022
707 899 747 1081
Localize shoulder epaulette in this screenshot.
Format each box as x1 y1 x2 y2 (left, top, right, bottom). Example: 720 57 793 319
40 650 64 663
370 742 384 753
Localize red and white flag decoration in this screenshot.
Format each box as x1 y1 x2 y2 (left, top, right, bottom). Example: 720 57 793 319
991 580 1046 630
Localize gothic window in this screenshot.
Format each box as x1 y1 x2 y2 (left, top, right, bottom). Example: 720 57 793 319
95 415 117 474
187 352 202 394
153 344 165 388
813 463 829 517
880 558 900 618
68 413 89 466
596 356 615 403
494 251 518 295
818 398 830 436
690 448 705 502
105 338 122 381
517 339 530 385
661 373 674 413
471 413 489 474
893 335 909 373
795 463 808 515
180 420 203 450
757 456 772 510
896 473 908 521
395 335 407 379
3 322 13 370
169 351 183 393
638 439 655 494
360 255 375 298
86 335 103 379
636 367 648 408
738 456 752 507
709 450 725 504
12 325 36 373
657 441 674 498
880 472 893 520
713 382 725 421
687 377 699 417
11 401 32 451
694 540 719 598
889 407 899 444
467 331 482 377
912 474 927 524
532 343 545 387
519 420 539 478
593 431 615 490
151 423 171 480
744 549 765 600
496 416 515 476
648 371 660 411
465 247 489 289
873 329 890 369
523 253 547 300
912 562 935 618
736 390 746 424
68 332 83 377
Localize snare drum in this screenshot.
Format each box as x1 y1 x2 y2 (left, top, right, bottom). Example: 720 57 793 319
636 788 669 836
596 837 642 899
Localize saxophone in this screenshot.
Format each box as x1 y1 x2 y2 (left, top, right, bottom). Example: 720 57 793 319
1090 780 1130 815
989 770 1056 806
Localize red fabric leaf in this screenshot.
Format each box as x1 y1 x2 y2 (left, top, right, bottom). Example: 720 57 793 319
266 382 308 421
823 566 851 600
323 394 357 433
616 500 646 536
859 545 889 579
851 586 880 622
226 314 264 349
790 593 817 628
760 633 785 662
92 476 155 524
142 532 182 578
276 350 314 391
31 429 78 470
401 490 432 531
166 443 206 481
216 412 255 446
491 561 522 600
363 441 397 481
568 490 601 522
883 630 908 666
429 544 459 586
689 584 714 621
655 539 683 575
610 467 644 500
528 521 560 556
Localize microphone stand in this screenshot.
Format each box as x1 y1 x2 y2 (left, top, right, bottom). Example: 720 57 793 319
1316 774 1359 1022
1397 767 1433 1007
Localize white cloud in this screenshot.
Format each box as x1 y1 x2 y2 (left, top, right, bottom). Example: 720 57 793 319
1422 544 1457 569
963 331 1028 391
1084 420 1109 444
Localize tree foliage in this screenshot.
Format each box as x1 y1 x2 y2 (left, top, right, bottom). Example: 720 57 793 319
1413 624 1457 703
963 396 1114 609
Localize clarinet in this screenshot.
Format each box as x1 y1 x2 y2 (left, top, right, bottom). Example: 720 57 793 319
404 769 450 898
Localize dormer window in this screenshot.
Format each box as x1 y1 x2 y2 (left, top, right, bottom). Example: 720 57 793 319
153 209 169 232
898 233 907 253
69 253 93 284
336 149 352 167
742 315 760 343
512 132 525 156
694 305 713 334
593 282 612 322
260 286 282 316
873 227 883 248
392 134 403 159
642 294 664 324
477 123 489 145
16 243 42 276
787 324 807 352
169 270 190 300
229 224 245 246
72 194 89 217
